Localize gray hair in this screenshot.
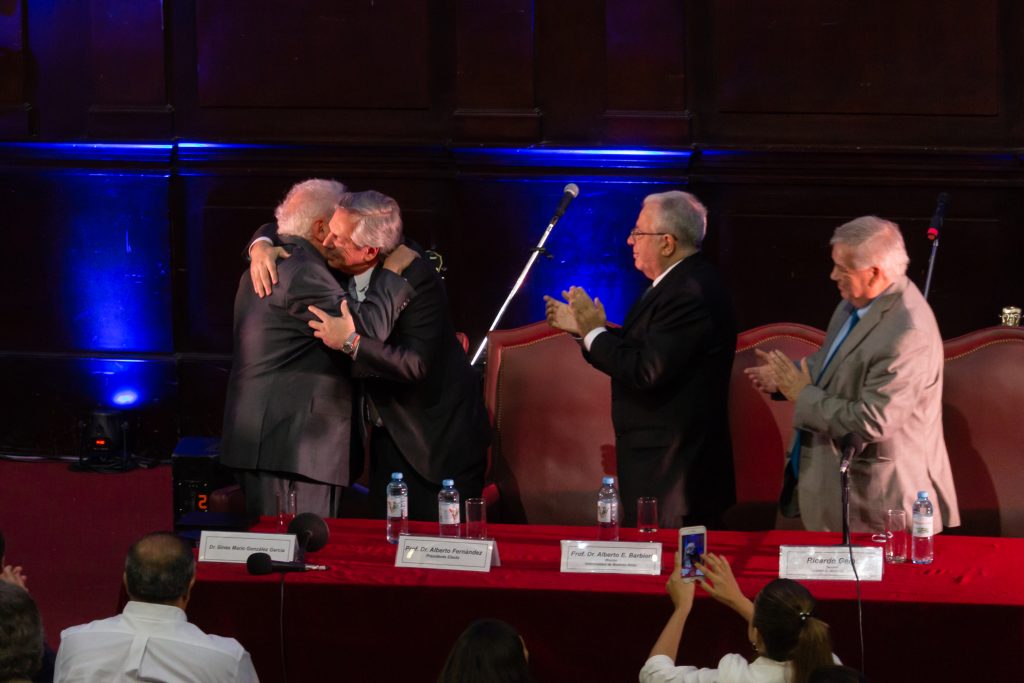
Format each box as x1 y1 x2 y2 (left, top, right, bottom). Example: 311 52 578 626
830 216 909 278
124 532 195 603
338 190 403 254
0 583 44 681
642 191 708 250
276 178 347 239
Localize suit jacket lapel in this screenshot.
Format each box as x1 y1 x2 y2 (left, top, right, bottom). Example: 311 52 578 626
623 254 696 328
817 278 906 388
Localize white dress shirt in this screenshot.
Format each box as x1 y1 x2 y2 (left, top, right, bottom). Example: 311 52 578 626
640 653 842 683
54 601 258 683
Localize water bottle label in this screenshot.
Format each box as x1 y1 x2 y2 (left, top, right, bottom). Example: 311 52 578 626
387 495 407 518
439 503 460 525
598 500 615 524
912 514 932 537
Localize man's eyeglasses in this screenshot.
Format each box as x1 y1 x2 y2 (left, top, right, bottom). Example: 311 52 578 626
628 230 674 239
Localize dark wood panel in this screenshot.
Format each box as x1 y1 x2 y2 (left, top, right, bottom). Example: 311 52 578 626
195 0 431 109
90 0 165 104
453 0 539 142
0 0 25 103
710 0 999 116
605 0 686 111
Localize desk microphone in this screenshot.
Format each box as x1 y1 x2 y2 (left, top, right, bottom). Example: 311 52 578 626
246 552 328 575
839 433 866 475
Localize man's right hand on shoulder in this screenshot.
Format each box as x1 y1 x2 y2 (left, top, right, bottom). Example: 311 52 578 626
249 240 289 298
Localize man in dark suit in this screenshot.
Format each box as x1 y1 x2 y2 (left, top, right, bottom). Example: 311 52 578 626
274 190 489 521
545 191 737 528
222 179 416 518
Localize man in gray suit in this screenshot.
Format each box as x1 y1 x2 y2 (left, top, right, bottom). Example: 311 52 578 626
747 216 960 533
221 179 416 518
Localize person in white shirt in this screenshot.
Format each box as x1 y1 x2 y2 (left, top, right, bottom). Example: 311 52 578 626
641 552 839 683
54 532 258 683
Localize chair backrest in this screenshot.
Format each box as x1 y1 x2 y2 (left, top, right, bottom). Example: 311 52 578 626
485 322 614 525
942 326 1024 537
726 323 825 530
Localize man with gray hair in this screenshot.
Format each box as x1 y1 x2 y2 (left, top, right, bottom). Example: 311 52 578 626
303 190 490 520
545 190 738 529
747 216 960 533
222 179 417 518
54 532 258 682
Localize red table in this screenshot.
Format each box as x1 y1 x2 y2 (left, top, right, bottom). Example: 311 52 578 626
189 519 1024 682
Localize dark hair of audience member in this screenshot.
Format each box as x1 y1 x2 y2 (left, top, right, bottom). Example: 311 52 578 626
0 530 6 560
0 582 44 682
753 579 833 683
124 532 195 603
438 619 532 683
808 664 867 683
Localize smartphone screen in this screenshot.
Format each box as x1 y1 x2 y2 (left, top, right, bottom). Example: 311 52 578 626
678 525 707 580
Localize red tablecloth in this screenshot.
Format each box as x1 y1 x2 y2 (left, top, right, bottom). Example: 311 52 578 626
189 519 1024 682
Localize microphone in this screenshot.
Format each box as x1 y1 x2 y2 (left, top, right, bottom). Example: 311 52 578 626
927 192 949 241
246 552 328 575
839 433 866 475
288 512 330 554
548 183 580 226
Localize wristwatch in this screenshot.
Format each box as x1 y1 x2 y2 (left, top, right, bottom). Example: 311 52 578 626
341 332 361 356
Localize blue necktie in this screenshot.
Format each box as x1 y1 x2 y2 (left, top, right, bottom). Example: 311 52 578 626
789 309 860 479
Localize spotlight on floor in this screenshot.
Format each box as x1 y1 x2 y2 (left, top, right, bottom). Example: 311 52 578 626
74 409 137 472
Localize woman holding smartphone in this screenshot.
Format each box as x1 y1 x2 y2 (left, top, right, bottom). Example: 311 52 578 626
641 552 840 683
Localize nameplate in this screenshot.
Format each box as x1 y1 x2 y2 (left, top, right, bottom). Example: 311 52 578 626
779 545 883 581
559 540 663 575
395 535 499 573
198 531 297 564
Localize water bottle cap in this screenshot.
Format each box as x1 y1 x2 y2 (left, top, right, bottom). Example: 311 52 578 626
917 490 928 499
442 479 455 487
391 472 403 481
601 476 615 485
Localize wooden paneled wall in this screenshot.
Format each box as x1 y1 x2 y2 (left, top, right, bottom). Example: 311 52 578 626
0 0 1022 457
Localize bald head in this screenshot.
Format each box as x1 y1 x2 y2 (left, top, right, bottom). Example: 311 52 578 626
124 532 195 605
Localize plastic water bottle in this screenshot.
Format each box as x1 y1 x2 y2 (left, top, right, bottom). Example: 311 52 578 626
596 476 621 541
438 479 460 537
385 472 409 544
911 490 934 564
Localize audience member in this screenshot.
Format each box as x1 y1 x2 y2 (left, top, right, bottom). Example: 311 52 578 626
545 190 737 529
641 552 838 683
0 583 44 683
0 531 28 591
54 532 258 683
438 619 532 683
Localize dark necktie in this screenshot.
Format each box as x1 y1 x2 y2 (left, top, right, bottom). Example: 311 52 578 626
789 309 861 479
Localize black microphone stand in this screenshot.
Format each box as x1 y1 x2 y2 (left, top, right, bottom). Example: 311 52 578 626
837 434 864 546
923 193 949 301
839 456 854 547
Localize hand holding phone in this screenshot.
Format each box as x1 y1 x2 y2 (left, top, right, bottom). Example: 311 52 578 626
678 525 707 582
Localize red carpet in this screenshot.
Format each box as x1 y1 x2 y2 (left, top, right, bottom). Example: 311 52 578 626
0 459 172 645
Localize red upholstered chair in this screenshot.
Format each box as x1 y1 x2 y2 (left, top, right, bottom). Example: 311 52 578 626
725 323 825 530
942 326 1024 537
484 322 615 525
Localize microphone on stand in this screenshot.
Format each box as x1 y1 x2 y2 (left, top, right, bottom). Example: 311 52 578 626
838 433 867 547
288 512 330 554
839 433 866 475
549 183 580 226
927 192 950 241
246 552 328 575
923 193 949 300
469 183 581 366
